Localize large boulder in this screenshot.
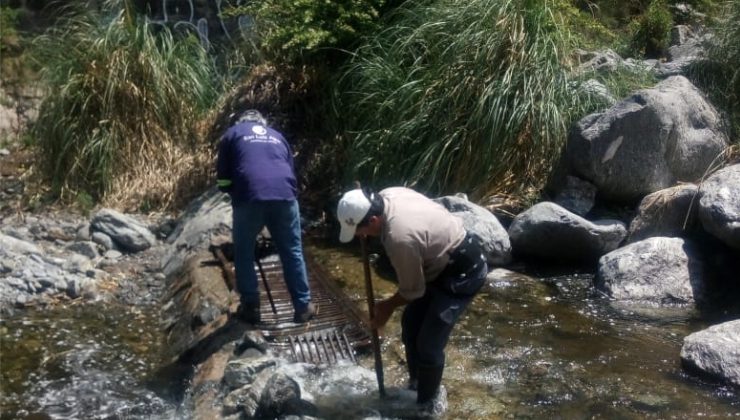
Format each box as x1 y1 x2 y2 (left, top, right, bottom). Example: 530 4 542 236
627 184 700 242
161 187 232 276
698 164 740 251
435 195 512 266
507 201 626 262
681 319 740 387
565 76 728 202
595 237 705 304
90 209 157 253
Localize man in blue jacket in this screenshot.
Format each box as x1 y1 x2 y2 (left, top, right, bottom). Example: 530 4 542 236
217 109 314 324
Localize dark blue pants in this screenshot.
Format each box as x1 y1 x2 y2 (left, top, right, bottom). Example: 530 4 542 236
232 200 311 312
401 258 487 373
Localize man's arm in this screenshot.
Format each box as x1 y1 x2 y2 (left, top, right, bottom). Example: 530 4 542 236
371 291 408 329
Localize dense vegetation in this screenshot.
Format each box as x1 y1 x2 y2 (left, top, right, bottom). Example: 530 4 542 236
336 0 585 200
30 4 221 210
2 0 737 212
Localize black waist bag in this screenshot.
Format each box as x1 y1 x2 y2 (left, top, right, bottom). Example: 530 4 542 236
435 232 487 297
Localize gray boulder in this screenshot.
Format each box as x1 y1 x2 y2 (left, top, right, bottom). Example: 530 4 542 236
681 319 740 387
628 184 700 242
435 195 512 266
698 164 740 251
0 232 41 255
90 209 157 253
161 187 232 277
508 201 626 261
576 49 624 74
566 76 728 202
596 237 705 304
553 175 597 216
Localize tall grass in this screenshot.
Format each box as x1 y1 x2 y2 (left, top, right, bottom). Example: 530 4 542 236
336 0 587 201
31 4 222 210
686 0 740 146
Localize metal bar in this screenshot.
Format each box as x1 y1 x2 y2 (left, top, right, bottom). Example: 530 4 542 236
342 330 356 363
212 245 236 290
361 238 385 396
255 257 278 315
327 330 340 364
318 332 331 364
288 335 298 362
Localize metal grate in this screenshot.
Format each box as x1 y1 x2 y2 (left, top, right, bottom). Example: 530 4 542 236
285 328 357 364
213 243 372 365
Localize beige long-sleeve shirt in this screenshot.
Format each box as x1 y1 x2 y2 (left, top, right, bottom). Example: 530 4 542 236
379 187 465 300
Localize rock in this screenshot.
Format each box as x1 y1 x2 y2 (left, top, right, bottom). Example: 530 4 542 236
665 25 709 72
577 49 624 74
553 175 597 216
0 232 41 255
91 208 157 253
595 237 705 304
698 164 740 251
75 222 91 241
65 241 100 259
565 76 728 202
579 79 616 106
223 356 278 390
508 202 626 262
92 231 116 250
681 319 740 386
255 372 302 418
434 195 512 266
104 249 123 260
161 188 232 277
627 184 699 242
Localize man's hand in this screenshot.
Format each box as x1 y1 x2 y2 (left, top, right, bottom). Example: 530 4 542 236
370 292 408 330
371 299 394 329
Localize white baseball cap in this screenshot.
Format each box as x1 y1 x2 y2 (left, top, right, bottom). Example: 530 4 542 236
337 189 372 243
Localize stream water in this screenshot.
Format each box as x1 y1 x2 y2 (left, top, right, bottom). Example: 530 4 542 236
1 239 739 419
306 239 740 419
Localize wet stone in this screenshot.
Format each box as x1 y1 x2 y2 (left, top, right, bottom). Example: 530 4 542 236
223 356 279 389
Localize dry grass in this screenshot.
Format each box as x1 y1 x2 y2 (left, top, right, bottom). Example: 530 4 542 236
103 138 216 212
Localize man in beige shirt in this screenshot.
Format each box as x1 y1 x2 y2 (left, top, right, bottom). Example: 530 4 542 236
337 187 488 413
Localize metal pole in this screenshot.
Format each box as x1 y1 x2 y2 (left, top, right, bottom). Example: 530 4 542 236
361 237 386 397
255 240 278 315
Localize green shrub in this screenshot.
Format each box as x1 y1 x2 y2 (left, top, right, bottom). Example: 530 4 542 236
224 0 388 64
628 0 673 58
0 6 20 54
336 0 589 200
31 4 222 209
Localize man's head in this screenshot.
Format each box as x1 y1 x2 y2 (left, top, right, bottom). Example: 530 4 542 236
238 109 267 126
337 188 383 242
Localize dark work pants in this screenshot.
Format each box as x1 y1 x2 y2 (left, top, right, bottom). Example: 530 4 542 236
401 259 487 373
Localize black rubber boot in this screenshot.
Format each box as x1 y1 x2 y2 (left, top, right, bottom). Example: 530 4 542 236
416 363 444 404
405 346 419 391
236 302 261 324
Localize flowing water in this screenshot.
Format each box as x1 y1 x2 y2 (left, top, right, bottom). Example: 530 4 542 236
0 303 177 419
306 239 740 419
2 239 739 419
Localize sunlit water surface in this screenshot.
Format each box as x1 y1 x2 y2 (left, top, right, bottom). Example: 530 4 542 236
1 303 176 419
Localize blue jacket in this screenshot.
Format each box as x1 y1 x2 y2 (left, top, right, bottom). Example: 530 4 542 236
216 121 297 204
